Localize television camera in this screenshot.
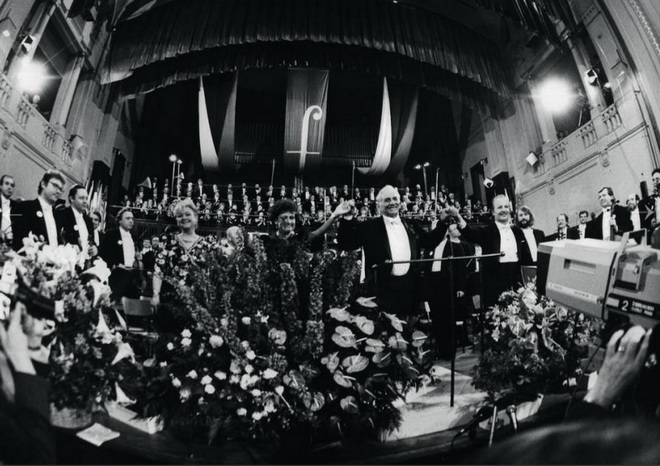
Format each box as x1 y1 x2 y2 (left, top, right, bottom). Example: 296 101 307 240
537 232 660 328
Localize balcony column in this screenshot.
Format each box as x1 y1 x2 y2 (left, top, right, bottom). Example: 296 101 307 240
566 34 607 118
528 78 558 145
51 53 84 128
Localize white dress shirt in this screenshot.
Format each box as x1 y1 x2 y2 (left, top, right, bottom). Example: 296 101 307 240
602 208 612 240
1 196 11 240
37 197 58 246
431 237 449 272
578 224 586 239
495 221 518 263
383 216 411 276
631 207 641 231
72 208 89 252
522 227 538 262
119 228 136 267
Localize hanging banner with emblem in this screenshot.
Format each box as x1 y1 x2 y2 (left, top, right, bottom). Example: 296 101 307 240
284 69 329 174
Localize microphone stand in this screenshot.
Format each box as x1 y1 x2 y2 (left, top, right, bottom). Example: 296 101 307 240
375 251 504 407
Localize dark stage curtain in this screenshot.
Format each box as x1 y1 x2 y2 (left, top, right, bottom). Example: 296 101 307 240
104 0 511 116
116 42 506 118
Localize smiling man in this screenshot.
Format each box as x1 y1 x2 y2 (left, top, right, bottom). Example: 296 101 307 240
449 195 533 307
585 187 633 240
334 185 449 317
12 170 66 250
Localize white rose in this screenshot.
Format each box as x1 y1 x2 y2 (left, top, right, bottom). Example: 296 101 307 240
179 388 191 401
230 375 240 384
204 384 216 395
181 329 192 338
201 375 213 385
187 370 198 379
171 377 182 388
167 343 174 351
262 368 278 380
209 335 224 348
252 412 263 421
241 317 251 325
246 350 256 360
181 337 192 347
214 371 227 381
245 364 254 374
250 389 262 397
241 341 250 349
237 408 247 416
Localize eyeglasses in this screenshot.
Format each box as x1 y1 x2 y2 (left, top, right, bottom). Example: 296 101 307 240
48 181 64 192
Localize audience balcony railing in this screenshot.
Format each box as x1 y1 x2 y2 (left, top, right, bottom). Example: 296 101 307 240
533 98 642 180
0 74 73 171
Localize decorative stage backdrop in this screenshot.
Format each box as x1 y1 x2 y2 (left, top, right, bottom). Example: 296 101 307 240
284 69 329 175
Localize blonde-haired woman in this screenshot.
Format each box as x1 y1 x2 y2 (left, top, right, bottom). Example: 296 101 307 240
151 199 219 312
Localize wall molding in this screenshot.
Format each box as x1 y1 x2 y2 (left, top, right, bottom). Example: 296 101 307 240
628 0 660 62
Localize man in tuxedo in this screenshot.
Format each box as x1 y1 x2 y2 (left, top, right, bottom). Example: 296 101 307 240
545 213 579 241
427 221 473 359
334 185 449 317
574 210 589 239
585 187 633 240
640 168 660 236
58 185 98 258
515 206 545 264
0 175 17 246
99 208 141 299
449 195 533 307
627 194 643 232
12 170 65 250
89 211 104 247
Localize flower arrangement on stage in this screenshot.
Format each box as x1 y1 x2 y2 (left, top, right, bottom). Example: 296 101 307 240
318 298 433 440
472 281 602 401
5 238 139 413
133 236 432 446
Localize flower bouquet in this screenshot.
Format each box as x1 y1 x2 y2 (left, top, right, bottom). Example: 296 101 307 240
472 281 602 402
5 238 140 427
317 297 433 442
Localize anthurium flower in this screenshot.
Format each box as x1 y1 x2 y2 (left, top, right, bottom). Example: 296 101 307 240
383 312 406 331
411 331 428 348
321 352 340 371
326 307 352 322
356 296 378 308
353 316 375 335
340 396 359 414
365 338 385 353
342 354 370 373
331 326 357 348
332 371 354 388
302 391 325 412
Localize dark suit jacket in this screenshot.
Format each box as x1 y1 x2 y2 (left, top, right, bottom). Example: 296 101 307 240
12 199 62 250
57 206 94 248
427 239 473 293
544 227 580 242
459 222 533 270
337 216 447 280
585 205 633 240
99 228 136 269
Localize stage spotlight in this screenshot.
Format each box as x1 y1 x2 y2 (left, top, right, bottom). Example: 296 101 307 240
585 68 599 85
538 79 574 113
16 59 47 94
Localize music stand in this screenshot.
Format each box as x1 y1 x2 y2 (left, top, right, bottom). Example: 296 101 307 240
375 250 504 407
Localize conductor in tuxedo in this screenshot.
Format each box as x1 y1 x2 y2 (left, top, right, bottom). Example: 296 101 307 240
585 187 633 240
99 208 141 300
449 195 533 308
12 170 66 250
58 185 98 258
334 185 449 318
427 221 473 359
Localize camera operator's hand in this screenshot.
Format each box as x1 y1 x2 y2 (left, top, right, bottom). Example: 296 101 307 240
584 326 651 409
0 303 35 375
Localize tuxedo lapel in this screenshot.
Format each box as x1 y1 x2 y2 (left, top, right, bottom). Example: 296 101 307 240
491 223 501 254
401 219 417 260
377 217 392 262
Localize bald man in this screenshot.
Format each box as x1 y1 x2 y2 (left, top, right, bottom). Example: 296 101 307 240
334 185 449 317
